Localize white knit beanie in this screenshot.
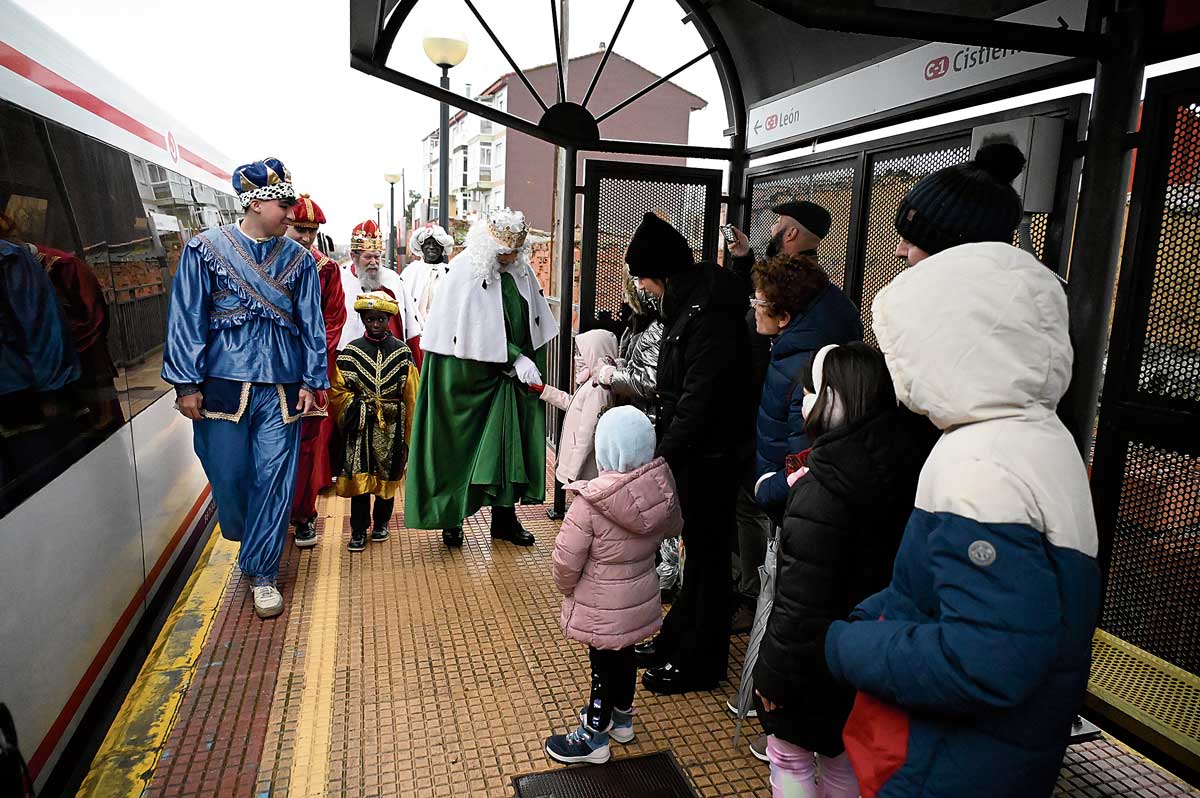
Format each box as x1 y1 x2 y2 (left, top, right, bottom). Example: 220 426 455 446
594 406 656 473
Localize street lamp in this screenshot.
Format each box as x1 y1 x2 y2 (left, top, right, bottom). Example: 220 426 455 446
373 201 383 230
423 30 468 231
384 172 401 270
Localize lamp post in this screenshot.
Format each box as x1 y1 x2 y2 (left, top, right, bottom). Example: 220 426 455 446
422 31 468 231
373 201 383 230
384 172 401 269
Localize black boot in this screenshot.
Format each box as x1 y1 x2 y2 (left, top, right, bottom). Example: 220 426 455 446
294 517 318 549
490 505 534 546
347 529 367 552
442 527 464 548
635 637 668 669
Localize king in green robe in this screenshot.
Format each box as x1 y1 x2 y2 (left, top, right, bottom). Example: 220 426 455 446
405 210 557 548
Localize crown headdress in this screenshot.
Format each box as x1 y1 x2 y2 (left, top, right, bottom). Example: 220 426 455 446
486 208 528 250
350 219 385 253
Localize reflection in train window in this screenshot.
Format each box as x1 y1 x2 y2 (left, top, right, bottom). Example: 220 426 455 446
0 99 237 517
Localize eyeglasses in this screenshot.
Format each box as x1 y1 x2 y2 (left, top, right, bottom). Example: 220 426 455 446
749 298 771 310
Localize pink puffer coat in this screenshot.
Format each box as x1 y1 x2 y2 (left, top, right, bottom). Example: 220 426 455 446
552 457 684 650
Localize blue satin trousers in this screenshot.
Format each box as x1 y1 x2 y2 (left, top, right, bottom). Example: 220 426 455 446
193 384 301 579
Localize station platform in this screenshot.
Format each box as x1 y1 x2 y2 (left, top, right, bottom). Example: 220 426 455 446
77 479 1200 798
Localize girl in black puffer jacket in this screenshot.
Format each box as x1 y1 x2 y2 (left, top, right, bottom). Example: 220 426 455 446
753 342 938 798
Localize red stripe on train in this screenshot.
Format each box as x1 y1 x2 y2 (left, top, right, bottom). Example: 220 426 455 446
0 41 230 181
27 485 215 778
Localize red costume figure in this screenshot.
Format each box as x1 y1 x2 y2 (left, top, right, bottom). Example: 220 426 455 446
340 219 423 367
32 245 123 434
285 194 346 547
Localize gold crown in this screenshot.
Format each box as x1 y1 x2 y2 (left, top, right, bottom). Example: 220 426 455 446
487 218 528 249
350 234 383 252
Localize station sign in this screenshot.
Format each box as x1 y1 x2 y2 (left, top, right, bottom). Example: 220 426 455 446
747 0 1088 151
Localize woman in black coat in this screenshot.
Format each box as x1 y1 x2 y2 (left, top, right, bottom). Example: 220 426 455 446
752 342 938 797
622 212 754 695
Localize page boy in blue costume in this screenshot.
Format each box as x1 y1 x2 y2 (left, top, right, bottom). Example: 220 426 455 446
162 157 329 619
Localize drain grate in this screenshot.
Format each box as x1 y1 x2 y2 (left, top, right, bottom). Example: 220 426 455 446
1088 629 1200 769
513 751 696 798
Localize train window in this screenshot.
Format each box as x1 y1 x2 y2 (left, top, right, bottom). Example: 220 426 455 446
0 99 234 517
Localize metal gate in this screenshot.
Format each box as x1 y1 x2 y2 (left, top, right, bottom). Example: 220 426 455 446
742 97 1081 343
579 159 724 335
1089 65 1200 724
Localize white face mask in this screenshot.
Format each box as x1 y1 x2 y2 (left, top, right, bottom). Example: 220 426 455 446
574 354 590 386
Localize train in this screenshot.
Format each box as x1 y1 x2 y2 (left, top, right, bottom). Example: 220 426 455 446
0 0 234 789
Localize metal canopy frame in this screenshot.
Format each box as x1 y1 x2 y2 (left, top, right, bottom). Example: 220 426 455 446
350 0 745 160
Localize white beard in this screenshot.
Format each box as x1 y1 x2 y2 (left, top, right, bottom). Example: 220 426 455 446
359 270 383 291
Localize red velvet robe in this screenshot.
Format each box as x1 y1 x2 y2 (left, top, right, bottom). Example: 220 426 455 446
35 246 122 432
292 248 346 520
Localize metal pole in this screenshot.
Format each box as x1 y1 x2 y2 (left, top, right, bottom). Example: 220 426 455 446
439 65 450 231
388 180 396 269
1062 3 1144 458
399 169 407 271
552 145 578 519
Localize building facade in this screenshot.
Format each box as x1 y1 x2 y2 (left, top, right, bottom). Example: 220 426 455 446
420 49 706 231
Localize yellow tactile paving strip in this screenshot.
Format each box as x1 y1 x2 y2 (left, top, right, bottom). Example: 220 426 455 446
77 530 237 798
81 464 1200 798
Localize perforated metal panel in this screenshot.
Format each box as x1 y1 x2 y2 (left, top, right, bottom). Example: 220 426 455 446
1099 440 1200 673
746 161 856 288
1136 104 1200 404
1089 630 1200 763
1013 212 1050 261
580 161 722 335
860 142 971 345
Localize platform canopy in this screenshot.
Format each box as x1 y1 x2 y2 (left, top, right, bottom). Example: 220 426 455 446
345 0 1200 160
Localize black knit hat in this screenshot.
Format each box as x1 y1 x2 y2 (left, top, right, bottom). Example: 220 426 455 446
894 140 1027 255
772 201 832 238
625 212 695 278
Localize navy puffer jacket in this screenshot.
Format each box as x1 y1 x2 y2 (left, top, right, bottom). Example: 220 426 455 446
753 283 861 519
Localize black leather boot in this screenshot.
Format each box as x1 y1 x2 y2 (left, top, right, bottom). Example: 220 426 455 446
490 505 534 546
442 527 464 548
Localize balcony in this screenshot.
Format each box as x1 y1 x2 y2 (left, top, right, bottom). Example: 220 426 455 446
464 167 492 191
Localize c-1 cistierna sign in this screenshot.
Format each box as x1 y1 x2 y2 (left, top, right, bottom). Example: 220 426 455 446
747 0 1088 151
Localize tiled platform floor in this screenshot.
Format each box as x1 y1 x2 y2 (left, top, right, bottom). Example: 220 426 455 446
83 480 1199 797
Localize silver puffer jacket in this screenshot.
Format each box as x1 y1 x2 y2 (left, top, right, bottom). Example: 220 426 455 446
610 318 663 422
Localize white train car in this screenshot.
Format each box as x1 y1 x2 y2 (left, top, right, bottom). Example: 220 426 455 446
0 0 233 788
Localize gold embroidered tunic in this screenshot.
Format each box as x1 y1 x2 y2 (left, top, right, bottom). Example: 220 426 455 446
329 334 419 499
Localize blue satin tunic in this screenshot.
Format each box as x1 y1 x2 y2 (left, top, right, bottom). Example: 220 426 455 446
162 224 329 390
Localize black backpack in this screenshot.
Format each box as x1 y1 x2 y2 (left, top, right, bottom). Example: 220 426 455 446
0 703 34 797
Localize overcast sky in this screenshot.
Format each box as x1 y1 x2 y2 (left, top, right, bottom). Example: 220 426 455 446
17 0 729 245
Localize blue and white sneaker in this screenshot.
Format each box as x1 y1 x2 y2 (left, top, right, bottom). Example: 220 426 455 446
545 722 611 764
577 705 635 743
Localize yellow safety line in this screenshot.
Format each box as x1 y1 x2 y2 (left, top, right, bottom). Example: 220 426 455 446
77 528 238 798
286 505 344 797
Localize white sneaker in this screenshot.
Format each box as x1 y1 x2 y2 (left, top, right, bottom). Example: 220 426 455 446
252 583 284 618
727 698 758 718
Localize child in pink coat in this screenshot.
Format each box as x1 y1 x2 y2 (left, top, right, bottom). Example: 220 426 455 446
544 406 684 765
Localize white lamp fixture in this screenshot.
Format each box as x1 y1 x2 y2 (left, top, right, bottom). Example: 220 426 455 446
422 32 468 68
384 173 401 185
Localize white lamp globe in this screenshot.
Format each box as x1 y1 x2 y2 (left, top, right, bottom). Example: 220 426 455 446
423 32 468 68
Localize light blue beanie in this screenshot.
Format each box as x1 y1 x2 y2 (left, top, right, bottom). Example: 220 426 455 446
594 406 656 473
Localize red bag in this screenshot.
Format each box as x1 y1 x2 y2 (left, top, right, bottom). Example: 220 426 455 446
842 690 910 798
